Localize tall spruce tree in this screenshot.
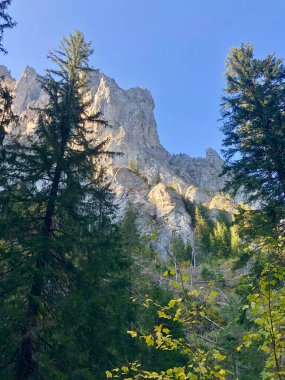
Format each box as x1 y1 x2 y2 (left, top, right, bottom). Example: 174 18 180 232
221 44 285 379
0 31 115 379
221 44 285 238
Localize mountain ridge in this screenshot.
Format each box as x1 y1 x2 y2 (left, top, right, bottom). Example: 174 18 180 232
1 65 228 251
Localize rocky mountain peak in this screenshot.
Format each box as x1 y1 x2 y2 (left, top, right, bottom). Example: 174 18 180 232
3 65 228 251
206 147 221 160
14 65 42 114
0 65 16 90
22 65 37 78
0 65 14 80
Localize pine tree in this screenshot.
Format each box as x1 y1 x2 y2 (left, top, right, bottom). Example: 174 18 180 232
221 44 285 378
0 31 114 379
193 206 211 259
230 223 240 256
221 43 285 238
210 221 231 258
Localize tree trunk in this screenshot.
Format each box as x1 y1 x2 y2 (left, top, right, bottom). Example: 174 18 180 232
16 162 63 379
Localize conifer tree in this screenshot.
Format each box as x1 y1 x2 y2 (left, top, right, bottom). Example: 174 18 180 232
0 31 114 379
169 234 192 265
221 43 285 237
193 206 211 259
51 219 134 379
210 221 231 258
230 223 240 256
0 76 17 144
120 205 142 260
221 44 285 378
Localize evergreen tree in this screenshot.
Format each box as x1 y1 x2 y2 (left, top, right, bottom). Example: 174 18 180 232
183 199 196 229
230 223 240 256
0 0 16 54
193 206 211 259
210 221 231 258
221 44 285 378
169 234 192 265
49 221 134 379
0 76 17 144
120 205 141 260
0 31 114 379
221 43 285 238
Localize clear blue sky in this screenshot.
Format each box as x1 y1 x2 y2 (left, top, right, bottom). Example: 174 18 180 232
2 0 285 157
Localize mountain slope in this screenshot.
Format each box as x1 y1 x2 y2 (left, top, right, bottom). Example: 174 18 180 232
1 65 228 251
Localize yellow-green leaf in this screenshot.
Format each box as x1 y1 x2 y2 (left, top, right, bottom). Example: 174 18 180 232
127 330 138 338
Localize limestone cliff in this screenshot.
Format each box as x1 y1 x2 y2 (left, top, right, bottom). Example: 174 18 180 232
1 66 229 252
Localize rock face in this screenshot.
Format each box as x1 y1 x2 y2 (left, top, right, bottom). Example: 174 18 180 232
2 66 228 254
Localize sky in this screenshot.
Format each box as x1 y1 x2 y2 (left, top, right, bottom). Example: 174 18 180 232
1 0 285 158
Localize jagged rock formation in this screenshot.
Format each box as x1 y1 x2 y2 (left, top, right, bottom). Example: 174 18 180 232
1 65 229 253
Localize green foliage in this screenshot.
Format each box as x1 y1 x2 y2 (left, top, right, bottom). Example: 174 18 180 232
183 200 242 261
221 43 285 379
128 159 149 183
0 31 116 378
221 43 285 239
169 234 192 265
183 199 196 229
109 292 228 380
45 225 135 379
230 224 240 256
210 221 231 258
200 266 225 287
193 206 211 259
128 159 140 174
0 76 17 144
239 264 285 379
